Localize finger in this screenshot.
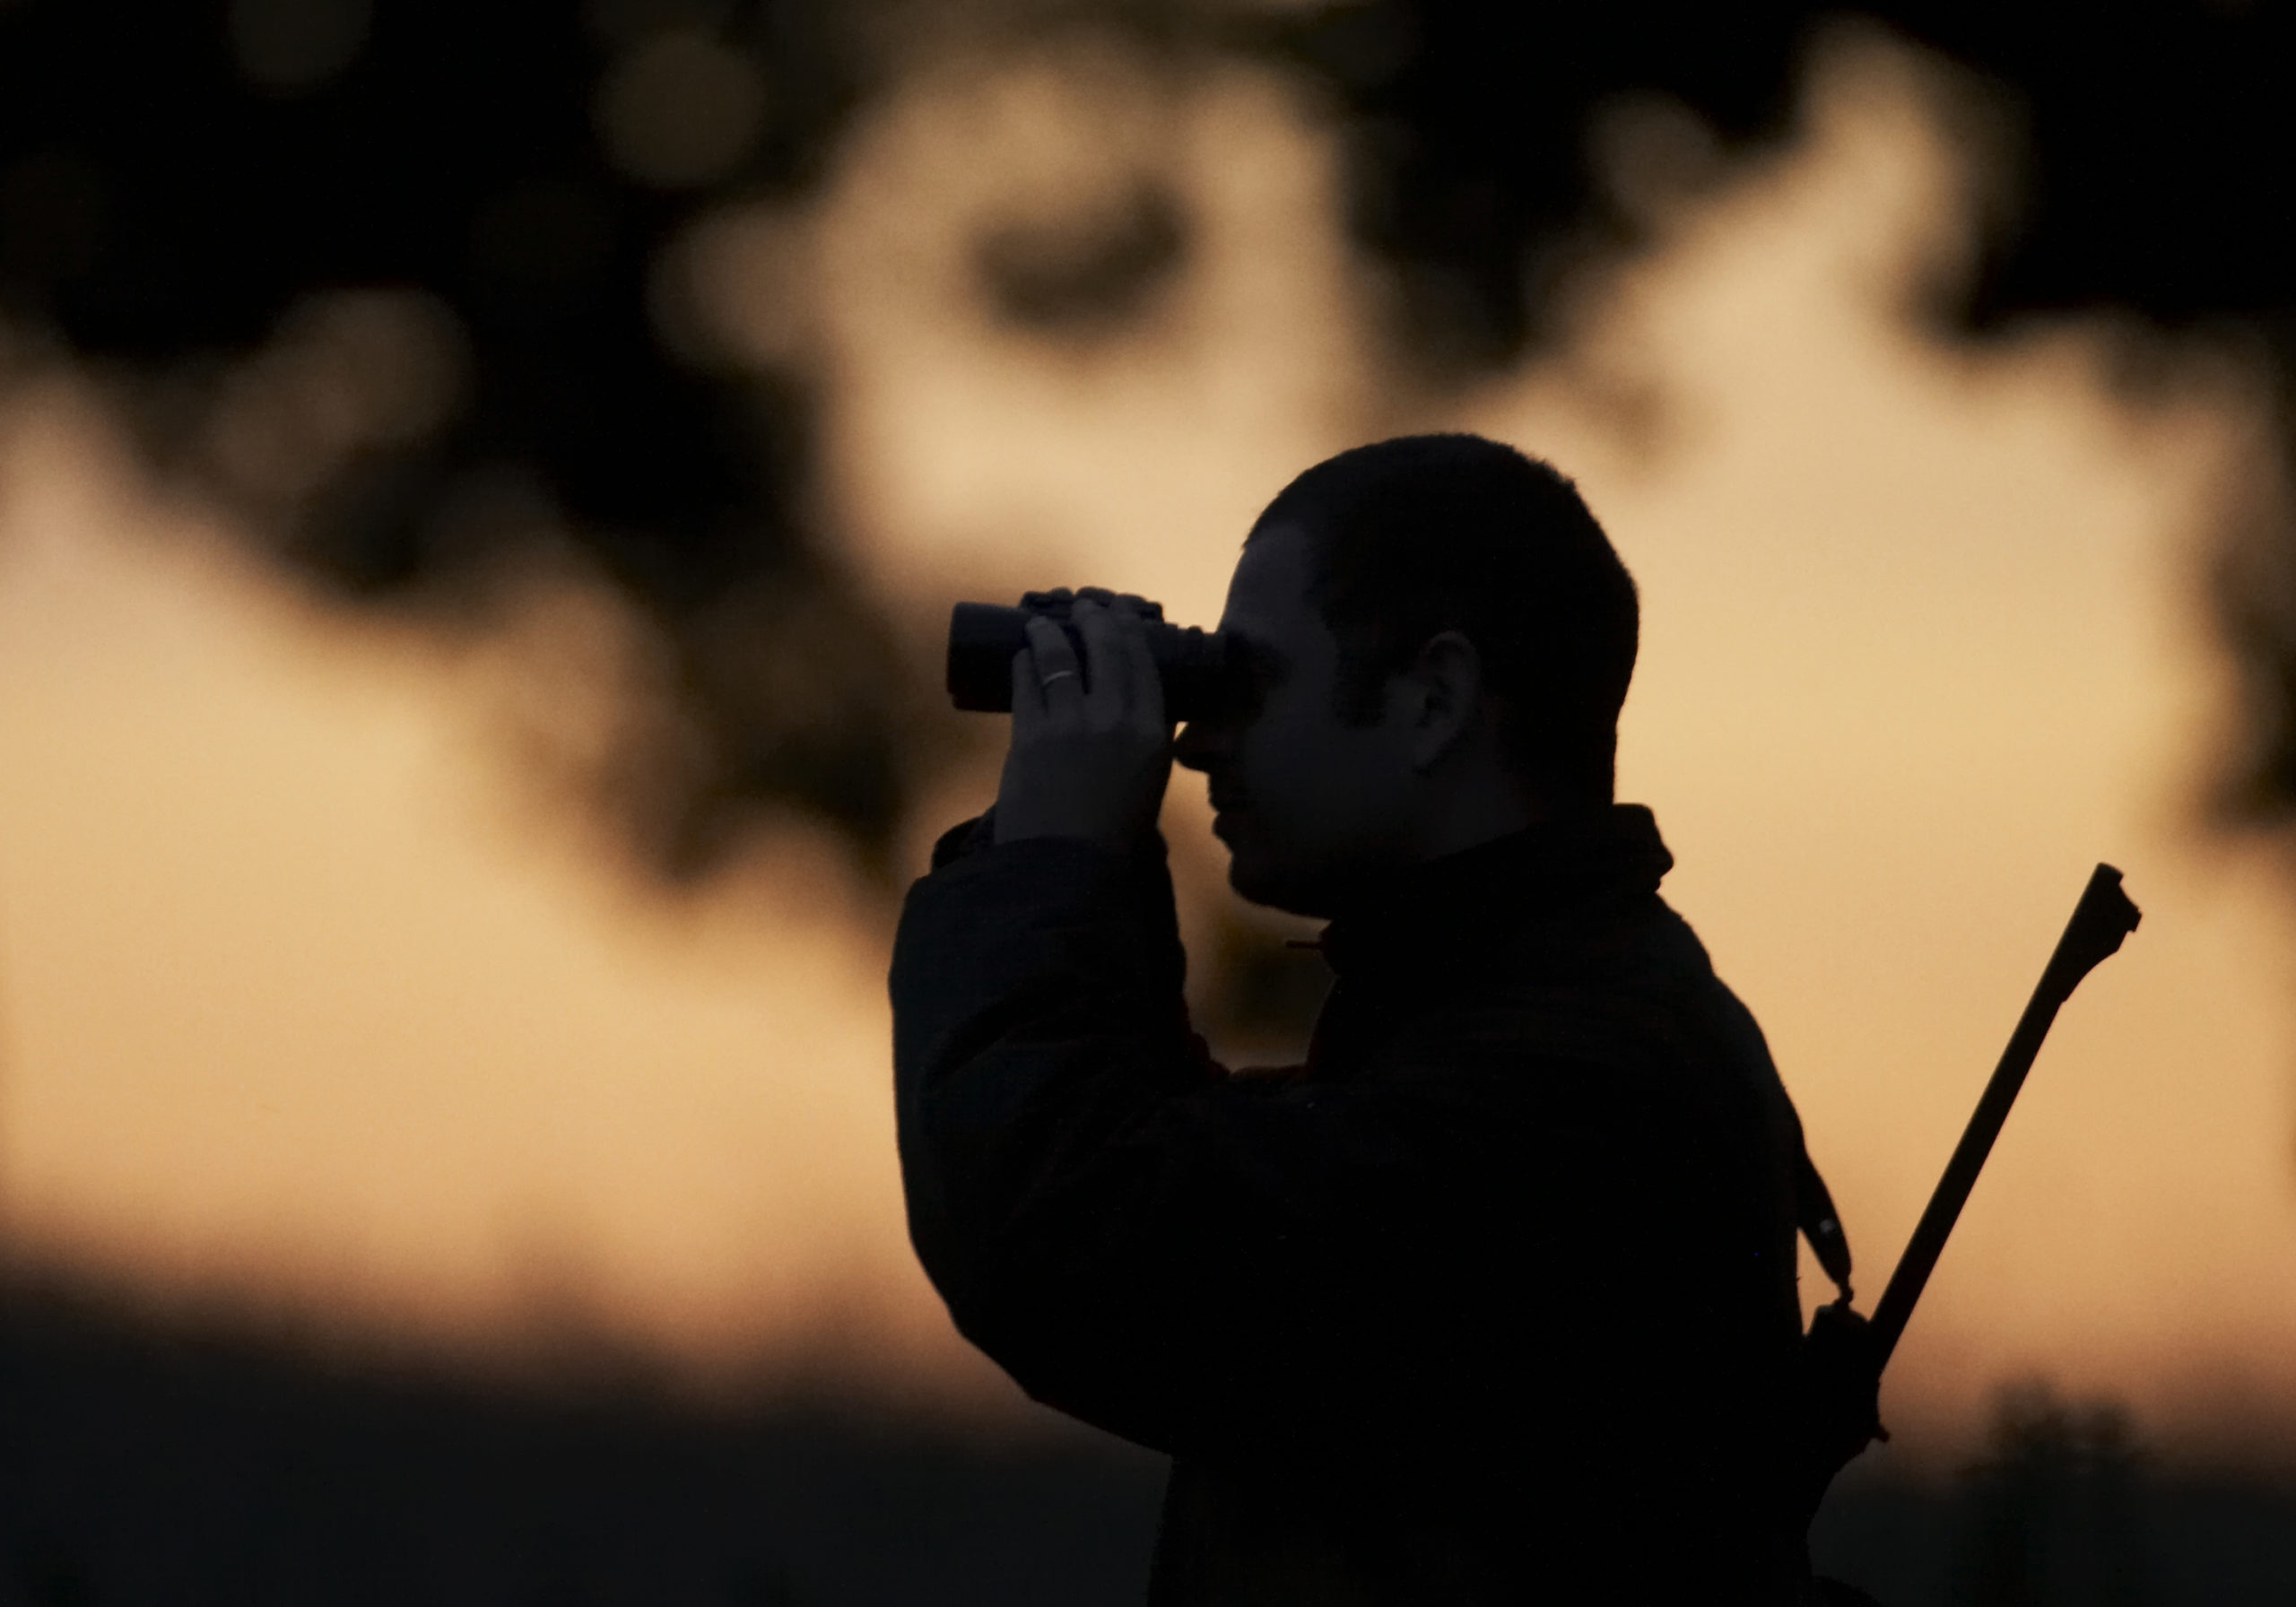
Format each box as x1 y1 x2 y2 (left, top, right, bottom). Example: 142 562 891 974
1079 598 1161 727
1072 597 1128 715
1095 598 1160 726
1119 604 1166 728
1072 599 1121 709
1024 613 1085 713
1009 644 1044 731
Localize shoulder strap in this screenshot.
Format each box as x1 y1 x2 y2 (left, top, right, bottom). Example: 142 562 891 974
1796 1140 1855 1306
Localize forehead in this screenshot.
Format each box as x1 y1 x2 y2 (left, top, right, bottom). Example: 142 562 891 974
1220 521 1321 642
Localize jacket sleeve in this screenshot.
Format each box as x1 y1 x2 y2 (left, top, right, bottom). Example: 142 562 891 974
889 826 1653 1455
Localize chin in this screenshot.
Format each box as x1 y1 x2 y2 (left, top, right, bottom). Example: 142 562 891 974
1223 847 1335 920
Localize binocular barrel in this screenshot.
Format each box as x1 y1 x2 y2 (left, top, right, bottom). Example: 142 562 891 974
945 600 1231 722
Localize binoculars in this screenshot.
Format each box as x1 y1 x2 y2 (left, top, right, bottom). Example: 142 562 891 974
945 591 1231 721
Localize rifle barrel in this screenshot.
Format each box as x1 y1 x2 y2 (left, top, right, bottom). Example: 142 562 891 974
1867 864 2141 1364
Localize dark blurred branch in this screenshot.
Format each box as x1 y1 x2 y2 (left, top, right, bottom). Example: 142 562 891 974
10 0 2296 866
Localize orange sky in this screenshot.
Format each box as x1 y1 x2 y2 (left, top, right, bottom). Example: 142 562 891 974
2 27 2292 1459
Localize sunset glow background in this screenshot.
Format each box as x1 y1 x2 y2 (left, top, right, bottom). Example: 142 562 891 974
2 27 2291 1467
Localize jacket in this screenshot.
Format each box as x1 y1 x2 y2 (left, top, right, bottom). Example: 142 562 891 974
890 805 1813 1603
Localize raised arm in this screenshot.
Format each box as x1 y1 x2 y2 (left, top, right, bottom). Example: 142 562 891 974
891 836 1657 1455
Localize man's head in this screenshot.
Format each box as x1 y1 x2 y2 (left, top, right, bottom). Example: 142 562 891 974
1173 434 1638 916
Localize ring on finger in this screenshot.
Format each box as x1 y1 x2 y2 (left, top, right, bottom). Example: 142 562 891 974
1039 668 1079 689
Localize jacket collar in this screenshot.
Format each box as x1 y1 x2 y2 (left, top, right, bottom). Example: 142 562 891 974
1316 804 1674 982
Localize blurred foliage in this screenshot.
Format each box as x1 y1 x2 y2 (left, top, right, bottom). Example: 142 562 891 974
12 1281 2296 1603
6 0 2296 870
0 1272 1169 1605
0 0 904 878
1956 1385 2155 1607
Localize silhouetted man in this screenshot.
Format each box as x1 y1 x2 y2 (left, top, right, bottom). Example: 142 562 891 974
891 435 1816 1603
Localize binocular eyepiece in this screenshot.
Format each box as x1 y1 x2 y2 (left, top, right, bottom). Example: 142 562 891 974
945 591 1231 722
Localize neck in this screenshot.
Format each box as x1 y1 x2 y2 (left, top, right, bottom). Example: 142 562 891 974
1399 766 1553 865
1315 804 1672 980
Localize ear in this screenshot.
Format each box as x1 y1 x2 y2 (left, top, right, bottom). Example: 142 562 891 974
1403 630 1483 774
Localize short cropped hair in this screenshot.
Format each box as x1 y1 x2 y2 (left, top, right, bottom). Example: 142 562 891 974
1251 434 1638 807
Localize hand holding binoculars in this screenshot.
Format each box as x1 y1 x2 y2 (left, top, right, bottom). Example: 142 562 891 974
945 589 1231 721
